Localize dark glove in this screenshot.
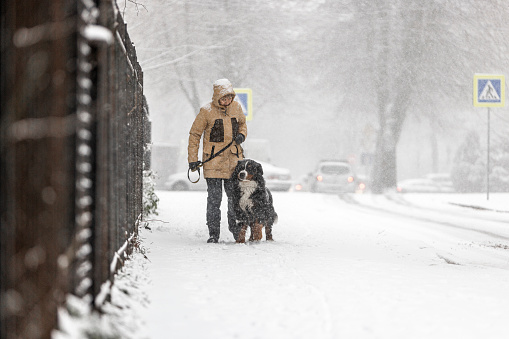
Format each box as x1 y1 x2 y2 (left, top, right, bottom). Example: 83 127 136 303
235 133 245 144
189 161 200 171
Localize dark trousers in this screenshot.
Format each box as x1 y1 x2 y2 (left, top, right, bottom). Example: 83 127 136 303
206 178 238 239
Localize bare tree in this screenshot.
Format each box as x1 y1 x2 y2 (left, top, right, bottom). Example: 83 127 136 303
316 0 509 193
126 0 295 115
122 0 508 174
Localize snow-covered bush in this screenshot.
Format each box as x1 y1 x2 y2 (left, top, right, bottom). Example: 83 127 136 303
143 169 159 218
451 131 509 193
490 134 509 192
451 131 485 192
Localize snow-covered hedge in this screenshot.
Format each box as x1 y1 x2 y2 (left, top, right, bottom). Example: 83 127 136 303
142 169 159 218
452 131 509 192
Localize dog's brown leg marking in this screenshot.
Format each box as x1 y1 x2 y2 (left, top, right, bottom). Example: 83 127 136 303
249 221 263 241
266 225 273 241
236 225 248 243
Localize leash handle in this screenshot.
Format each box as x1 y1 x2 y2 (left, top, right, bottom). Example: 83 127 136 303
187 162 203 183
187 138 235 184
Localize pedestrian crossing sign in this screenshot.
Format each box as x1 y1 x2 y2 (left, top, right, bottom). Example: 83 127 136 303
473 74 505 107
234 88 252 121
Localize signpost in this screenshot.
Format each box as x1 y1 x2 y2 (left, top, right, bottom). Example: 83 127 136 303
234 88 253 121
473 74 505 200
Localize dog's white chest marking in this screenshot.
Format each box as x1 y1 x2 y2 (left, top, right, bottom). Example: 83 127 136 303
239 180 258 212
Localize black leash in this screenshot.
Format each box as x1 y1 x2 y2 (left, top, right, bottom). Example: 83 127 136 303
187 139 237 183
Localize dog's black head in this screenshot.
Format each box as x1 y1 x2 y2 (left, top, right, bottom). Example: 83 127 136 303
232 159 264 183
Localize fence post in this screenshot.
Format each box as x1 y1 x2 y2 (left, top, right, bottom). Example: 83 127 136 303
1 0 150 337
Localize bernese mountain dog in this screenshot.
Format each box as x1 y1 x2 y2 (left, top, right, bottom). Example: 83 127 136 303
231 159 278 243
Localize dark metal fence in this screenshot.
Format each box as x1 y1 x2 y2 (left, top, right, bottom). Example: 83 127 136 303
1 1 150 338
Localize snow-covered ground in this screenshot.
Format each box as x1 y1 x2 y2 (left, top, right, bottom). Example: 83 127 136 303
110 191 509 339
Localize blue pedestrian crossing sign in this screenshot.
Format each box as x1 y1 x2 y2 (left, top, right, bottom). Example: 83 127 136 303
234 88 252 121
473 74 505 107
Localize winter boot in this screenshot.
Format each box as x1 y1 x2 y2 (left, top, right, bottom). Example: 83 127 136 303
207 236 218 243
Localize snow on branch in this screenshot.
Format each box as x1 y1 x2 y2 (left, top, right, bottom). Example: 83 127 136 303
143 44 225 71
123 0 148 16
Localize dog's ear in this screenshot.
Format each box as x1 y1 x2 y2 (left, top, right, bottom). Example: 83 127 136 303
232 160 244 179
257 162 263 176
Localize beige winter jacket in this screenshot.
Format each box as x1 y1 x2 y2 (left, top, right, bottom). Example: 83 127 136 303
188 79 247 179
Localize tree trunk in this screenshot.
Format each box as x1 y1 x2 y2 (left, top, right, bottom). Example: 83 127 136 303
180 1 202 115
368 0 423 193
431 128 439 173
371 134 397 193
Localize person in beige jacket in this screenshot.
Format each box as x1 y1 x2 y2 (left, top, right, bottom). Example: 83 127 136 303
188 79 247 243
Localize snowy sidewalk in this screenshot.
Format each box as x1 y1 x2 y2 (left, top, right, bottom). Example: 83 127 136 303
115 191 509 339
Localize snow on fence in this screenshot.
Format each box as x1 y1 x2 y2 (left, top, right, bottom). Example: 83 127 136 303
0 1 151 338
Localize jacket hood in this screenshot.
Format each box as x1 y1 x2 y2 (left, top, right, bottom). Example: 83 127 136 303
212 79 236 108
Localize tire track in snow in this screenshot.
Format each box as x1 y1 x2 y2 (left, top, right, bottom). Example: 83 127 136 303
385 193 509 223
338 193 509 268
339 194 509 241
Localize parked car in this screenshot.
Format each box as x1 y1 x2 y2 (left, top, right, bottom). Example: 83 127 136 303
309 160 357 193
396 173 454 193
164 160 292 192
260 161 293 191
425 173 455 192
355 174 368 193
293 174 312 192
165 170 208 191
294 171 367 193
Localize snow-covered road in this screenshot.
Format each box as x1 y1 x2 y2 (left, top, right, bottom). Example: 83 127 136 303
138 191 509 339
